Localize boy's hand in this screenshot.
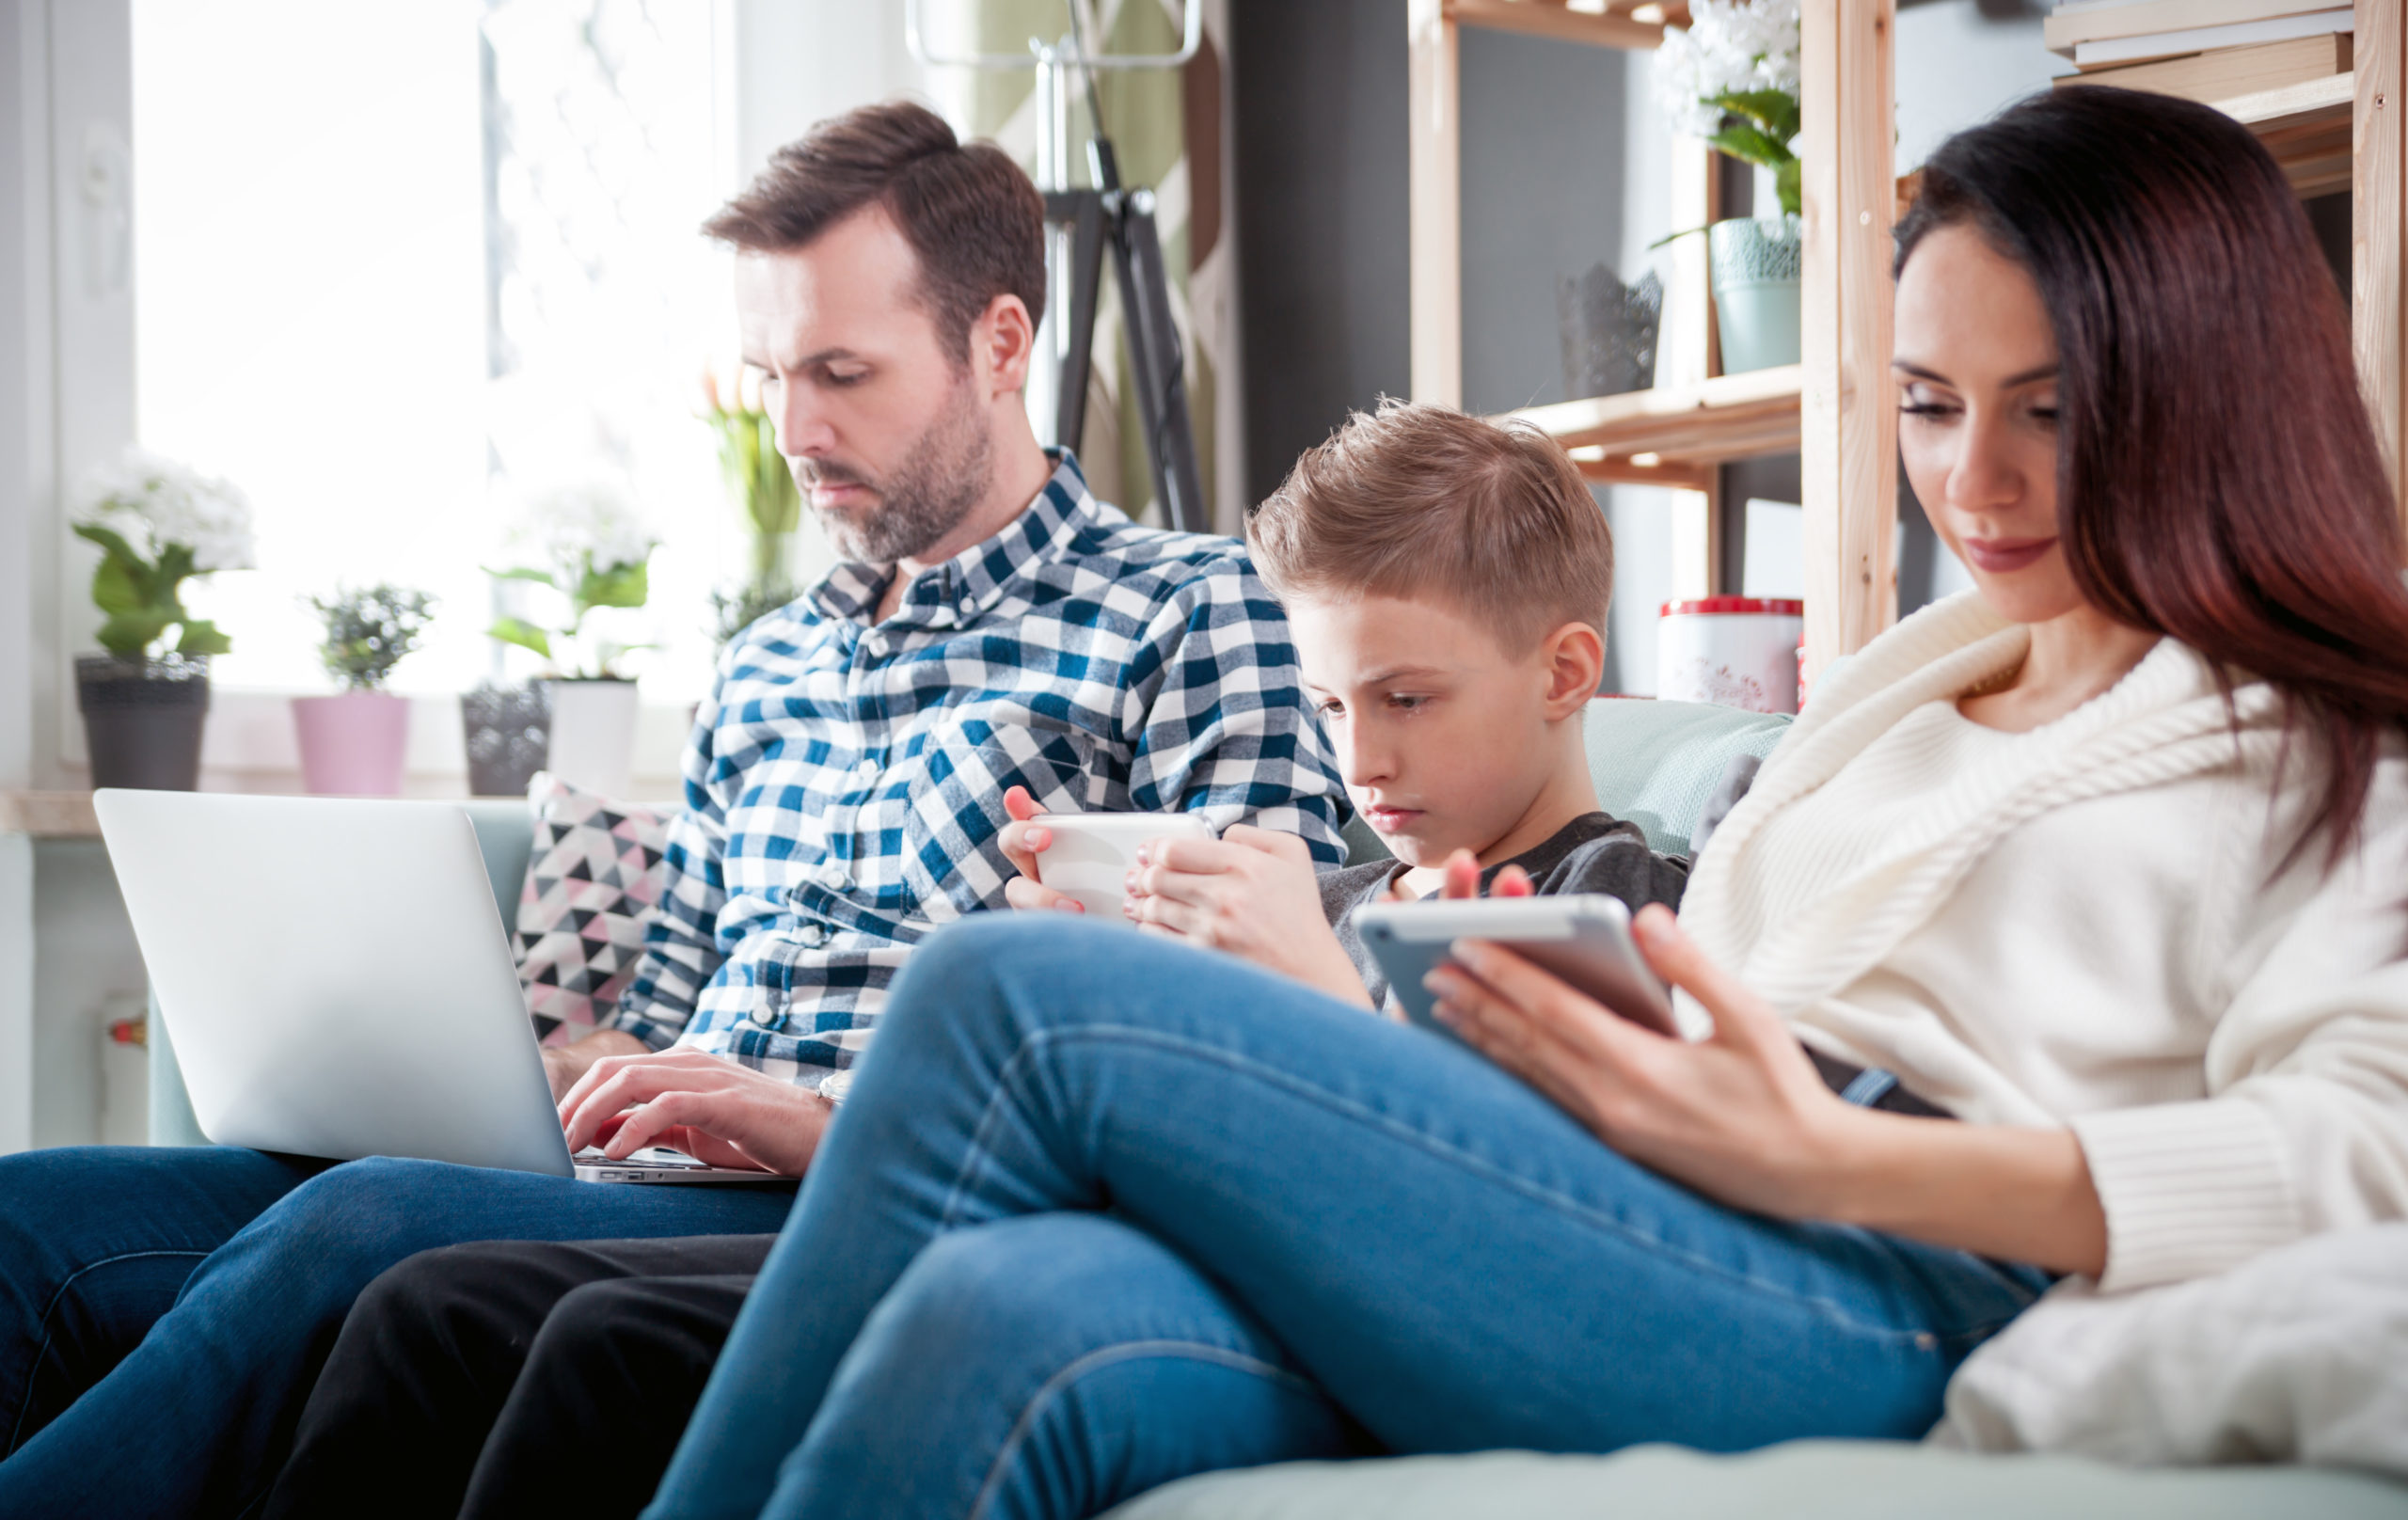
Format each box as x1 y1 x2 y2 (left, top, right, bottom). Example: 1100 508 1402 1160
1127 826 1373 1007
998 785 1085 913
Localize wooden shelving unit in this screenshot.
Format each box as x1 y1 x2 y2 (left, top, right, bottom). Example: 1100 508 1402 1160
1523 366 1804 491
1409 0 2408 678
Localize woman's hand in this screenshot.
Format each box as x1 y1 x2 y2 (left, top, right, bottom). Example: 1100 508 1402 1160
1126 827 1373 1007
998 785 1085 913
1428 903 2110 1275
1427 903 1853 1219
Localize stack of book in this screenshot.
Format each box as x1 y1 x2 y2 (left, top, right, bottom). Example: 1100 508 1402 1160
2047 0 2353 105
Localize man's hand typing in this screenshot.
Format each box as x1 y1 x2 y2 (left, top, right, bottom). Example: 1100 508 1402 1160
557 1047 833 1178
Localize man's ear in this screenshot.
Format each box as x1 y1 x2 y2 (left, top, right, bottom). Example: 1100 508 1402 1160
974 293 1036 401
1539 621 1605 720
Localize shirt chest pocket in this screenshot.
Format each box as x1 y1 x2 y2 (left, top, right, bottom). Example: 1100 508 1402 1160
896 725 1120 922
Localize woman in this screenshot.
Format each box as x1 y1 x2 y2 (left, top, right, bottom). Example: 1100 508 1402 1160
624 88 2408 1520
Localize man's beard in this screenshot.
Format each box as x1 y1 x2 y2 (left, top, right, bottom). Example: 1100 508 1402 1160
799 379 994 564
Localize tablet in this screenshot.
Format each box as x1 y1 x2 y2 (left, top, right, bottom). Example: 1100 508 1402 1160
1352 895 1678 1038
1030 811 1215 918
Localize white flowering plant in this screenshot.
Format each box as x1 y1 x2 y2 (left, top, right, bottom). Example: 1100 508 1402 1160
72 446 258 659
1653 0 1803 217
485 479 659 680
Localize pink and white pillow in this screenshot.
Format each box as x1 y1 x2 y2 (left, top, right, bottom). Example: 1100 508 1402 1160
514 772 673 1046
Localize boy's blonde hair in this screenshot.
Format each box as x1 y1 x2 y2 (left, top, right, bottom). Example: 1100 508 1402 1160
1245 400 1613 651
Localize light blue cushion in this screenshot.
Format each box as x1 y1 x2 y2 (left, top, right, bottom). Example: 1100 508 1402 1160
1103 1442 2408 1520
1339 699 1793 864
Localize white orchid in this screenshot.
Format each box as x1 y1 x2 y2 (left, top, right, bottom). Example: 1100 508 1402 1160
519 478 658 583
1651 0 1804 216
487 476 659 680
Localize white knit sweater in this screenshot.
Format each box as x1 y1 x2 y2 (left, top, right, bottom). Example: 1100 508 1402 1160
1679 592 2408 1291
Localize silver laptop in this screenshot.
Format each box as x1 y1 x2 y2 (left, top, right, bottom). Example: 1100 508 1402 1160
94 789 787 1185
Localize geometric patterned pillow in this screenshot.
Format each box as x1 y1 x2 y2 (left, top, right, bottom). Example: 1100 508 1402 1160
513 771 673 1047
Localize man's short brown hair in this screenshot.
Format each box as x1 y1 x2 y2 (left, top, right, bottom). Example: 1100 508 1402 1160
704 100 1046 363
1246 401 1614 651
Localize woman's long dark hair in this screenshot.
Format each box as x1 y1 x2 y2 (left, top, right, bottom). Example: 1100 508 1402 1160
1896 87 2408 864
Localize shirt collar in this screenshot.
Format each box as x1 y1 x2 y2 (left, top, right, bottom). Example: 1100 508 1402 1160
806 451 1103 629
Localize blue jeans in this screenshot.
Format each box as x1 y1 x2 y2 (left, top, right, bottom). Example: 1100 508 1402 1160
0 1144 795 1519
647 916 2052 1520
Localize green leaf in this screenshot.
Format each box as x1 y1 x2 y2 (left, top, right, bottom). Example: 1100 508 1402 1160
483 565 560 586
1775 157 1803 218
95 610 171 659
487 616 553 659
175 619 232 657
89 552 150 616
1709 87 1800 146
576 559 649 612
1707 122 1790 174
71 520 146 569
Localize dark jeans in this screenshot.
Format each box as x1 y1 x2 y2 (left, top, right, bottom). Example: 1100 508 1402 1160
0 1145 796 1520
264 1235 773 1520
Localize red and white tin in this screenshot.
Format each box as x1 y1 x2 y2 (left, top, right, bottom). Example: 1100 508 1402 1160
1656 596 1805 714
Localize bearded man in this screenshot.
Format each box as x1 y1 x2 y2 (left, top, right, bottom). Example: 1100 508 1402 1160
0 101 1345 1520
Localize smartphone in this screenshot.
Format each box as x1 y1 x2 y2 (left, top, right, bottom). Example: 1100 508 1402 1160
1029 811 1216 918
1352 895 1678 1039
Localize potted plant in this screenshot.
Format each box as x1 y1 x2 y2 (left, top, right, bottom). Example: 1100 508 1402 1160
702 366 803 651
485 480 658 798
70 448 256 790
292 583 436 796
1654 0 1803 373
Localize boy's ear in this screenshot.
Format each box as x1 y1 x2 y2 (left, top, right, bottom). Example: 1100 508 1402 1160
1539 621 1605 720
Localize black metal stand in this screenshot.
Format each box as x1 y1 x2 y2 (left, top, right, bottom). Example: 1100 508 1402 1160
1041 136 1206 533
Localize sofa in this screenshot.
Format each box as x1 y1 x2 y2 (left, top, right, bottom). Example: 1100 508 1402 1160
139 696 2408 1517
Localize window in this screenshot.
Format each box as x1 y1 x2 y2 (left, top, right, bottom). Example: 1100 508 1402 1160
132 0 743 704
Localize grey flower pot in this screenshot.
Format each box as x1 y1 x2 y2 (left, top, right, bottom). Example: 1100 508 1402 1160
76 654 210 791
460 683 552 798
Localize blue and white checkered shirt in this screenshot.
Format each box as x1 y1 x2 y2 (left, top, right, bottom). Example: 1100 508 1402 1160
610 452 1348 1093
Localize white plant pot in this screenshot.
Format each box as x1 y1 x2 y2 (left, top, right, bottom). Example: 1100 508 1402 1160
544 679 639 798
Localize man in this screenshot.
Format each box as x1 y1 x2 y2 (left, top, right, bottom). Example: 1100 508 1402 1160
0 100 1343 1520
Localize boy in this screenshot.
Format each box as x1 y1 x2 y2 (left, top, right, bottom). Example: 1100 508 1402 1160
1004 399 1688 1008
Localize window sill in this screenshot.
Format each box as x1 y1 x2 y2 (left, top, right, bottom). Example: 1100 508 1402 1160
52 689 697 800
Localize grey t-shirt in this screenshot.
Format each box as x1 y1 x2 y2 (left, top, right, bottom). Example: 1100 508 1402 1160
1315 813 1690 1009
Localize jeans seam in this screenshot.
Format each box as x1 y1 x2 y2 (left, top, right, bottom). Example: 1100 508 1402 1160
953 1023 2034 1348
965 1338 1322 1520
6 1248 213 1456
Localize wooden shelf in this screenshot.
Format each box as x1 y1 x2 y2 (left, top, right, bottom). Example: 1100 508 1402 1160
0 792 100 838
1506 366 1803 485
2217 69 2353 198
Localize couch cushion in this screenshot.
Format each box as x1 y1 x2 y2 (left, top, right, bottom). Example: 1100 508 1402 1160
1102 1441 2408 1520
512 773 673 1045
1339 699 1793 864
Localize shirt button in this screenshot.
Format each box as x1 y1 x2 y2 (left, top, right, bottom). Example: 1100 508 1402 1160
853 758 878 780
801 924 829 949
749 1005 782 1030
817 862 848 888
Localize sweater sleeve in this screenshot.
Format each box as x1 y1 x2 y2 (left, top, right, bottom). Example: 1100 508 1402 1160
2068 783 2408 1292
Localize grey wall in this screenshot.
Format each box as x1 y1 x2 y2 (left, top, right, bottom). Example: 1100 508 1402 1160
1459 28 1626 416
1230 0 1411 505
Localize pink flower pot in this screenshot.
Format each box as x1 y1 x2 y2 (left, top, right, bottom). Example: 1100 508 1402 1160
292 690 410 796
